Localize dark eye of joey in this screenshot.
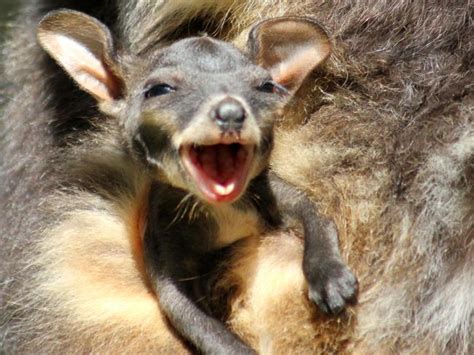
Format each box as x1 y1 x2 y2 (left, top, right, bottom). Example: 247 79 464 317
256 80 288 95
144 84 176 99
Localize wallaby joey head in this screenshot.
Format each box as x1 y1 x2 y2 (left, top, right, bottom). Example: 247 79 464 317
38 10 356 355
37 11 330 205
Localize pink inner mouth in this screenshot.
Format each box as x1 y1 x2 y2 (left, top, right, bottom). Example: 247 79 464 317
181 143 254 203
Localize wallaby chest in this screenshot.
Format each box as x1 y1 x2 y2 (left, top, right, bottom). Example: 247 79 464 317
210 203 263 249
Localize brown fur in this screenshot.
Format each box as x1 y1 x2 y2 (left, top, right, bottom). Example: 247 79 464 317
1 0 472 354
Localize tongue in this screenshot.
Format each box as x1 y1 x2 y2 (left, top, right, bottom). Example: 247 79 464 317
200 144 237 184
187 143 250 202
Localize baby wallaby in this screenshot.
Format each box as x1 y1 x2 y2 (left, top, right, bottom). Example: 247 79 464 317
38 10 358 354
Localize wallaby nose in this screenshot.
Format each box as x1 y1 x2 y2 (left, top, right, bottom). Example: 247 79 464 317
214 98 246 131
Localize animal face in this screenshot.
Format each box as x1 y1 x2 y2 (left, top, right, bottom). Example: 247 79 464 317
122 37 288 202
37 10 331 204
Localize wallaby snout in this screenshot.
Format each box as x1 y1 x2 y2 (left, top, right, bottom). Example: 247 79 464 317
213 98 247 132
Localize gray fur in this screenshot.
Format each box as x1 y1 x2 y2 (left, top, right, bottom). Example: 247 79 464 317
1 0 472 354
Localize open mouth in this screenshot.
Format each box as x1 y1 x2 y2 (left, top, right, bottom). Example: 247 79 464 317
180 143 254 203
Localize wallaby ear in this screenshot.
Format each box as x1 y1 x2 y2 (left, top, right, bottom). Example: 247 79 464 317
248 17 331 93
37 10 123 102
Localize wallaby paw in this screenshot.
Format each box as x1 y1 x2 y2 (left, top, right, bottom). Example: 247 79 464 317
306 260 358 315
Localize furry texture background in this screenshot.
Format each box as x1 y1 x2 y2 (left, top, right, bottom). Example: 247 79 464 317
1 0 472 354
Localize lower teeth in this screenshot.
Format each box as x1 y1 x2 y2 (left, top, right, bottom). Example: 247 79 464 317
214 182 235 196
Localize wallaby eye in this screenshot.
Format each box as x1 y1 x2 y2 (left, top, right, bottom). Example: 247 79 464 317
256 80 287 95
144 84 176 99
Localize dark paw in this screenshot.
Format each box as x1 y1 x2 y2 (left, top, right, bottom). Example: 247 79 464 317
306 260 358 315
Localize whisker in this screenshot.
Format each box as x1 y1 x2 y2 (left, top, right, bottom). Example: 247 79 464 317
168 193 193 227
